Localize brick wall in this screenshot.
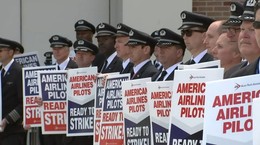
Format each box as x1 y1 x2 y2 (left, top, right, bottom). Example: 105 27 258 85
193 0 245 20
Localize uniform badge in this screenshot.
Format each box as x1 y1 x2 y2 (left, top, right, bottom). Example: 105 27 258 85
160 30 166 36
117 24 122 29
99 23 105 29
129 30 134 36
181 12 186 20
78 20 84 24
53 36 59 41
154 31 159 36
78 40 84 45
246 0 256 6
230 4 236 11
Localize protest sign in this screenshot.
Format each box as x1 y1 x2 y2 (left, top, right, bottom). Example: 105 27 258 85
147 81 174 145
203 74 260 145
38 70 67 134
94 72 119 145
99 74 130 145
253 98 260 145
66 67 97 136
14 51 41 67
168 68 224 145
23 66 56 127
122 78 151 145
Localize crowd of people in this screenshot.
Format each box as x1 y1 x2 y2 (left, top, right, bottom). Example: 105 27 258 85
1 0 260 144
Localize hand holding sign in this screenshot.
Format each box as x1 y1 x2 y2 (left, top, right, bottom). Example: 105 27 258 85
35 97 43 107
102 75 108 87
0 118 8 132
22 121 31 130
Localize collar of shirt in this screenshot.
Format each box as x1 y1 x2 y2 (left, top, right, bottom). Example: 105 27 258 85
160 61 182 80
122 58 130 69
106 52 117 68
57 57 70 70
133 59 150 74
258 59 260 73
2 59 14 73
192 49 207 64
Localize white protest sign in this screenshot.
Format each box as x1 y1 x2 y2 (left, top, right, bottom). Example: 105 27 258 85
147 81 174 145
203 74 260 145
23 66 56 127
66 67 97 136
168 68 224 145
122 78 151 145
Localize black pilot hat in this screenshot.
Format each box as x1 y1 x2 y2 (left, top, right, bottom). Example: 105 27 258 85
223 2 244 26
49 35 72 48
0 37 24 52
178 11 215 30
151 30 160 41
126 29 158 48
95 23 117 37
74 19 95 34
115 23 132 37
13 41 24 53
73 39 99 55
239 0 257 21
157 28 186 50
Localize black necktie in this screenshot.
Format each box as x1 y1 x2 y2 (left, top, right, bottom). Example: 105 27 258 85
100 60 107 73
190 59 195 64
158 65 163 71
157 71 167 81
120 63 125 74
155 62 160 68
57 65 61 70
1 68 5 78
130 70 136 79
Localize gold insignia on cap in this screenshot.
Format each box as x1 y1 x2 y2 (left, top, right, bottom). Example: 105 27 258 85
117 24 122 29
78 40 84 45
160 30 166 36
53 36 59 40
78 20 84 24
99 23 105 29
181 13 186 20
246 0 256 6
129 30 134 36
230 4 236 11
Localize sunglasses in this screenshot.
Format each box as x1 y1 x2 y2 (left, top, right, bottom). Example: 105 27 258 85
253 21 260 29
181 29 205 37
